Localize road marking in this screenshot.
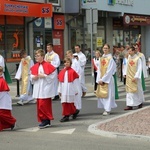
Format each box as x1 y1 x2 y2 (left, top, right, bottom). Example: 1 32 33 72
51 128 76 134
17 127 39 132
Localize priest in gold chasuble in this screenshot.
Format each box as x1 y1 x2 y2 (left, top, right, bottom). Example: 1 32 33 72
96 44 117 116
15 50 34 105
124 46 145 110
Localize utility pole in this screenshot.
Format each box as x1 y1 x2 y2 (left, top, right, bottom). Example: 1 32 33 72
86 8 98 84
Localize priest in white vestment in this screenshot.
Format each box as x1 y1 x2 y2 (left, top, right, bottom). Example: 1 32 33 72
45 43 60 100
134 43 148 91
124 46 145 110
74 45 87 97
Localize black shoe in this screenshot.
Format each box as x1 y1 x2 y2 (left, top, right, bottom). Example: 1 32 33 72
72 110 80 119
53 95 60 100
11 124 15 130
138 103 143 109
60 116 69 122
39 120 51 129
124 106 133 111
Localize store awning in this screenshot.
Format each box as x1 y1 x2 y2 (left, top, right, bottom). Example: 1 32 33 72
0 0 53 18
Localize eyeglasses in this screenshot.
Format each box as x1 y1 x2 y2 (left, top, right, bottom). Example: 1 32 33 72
35 55 41 58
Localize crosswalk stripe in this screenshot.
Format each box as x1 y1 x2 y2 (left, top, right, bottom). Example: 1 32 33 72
17 127 40 132
51 128 76 134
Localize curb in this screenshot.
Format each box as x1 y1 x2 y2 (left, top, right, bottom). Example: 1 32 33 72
88 106 150 141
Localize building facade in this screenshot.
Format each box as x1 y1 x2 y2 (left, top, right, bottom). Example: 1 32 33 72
76 0 150 57
1 0 150 74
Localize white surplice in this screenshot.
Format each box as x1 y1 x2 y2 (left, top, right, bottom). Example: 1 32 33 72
31 64 56 99
15 56 34 101
45 51 60 96
137 52 148 78
122 57 128 76
58 71 80 104
0 92 12 110
96 54 117 112
0 55 5 78
74 51 87 92
0 55 5 69
0 75 12 110
126 54 145 106
71 58 82 109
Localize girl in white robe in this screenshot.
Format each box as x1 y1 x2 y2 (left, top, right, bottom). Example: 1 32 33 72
96 44 117 116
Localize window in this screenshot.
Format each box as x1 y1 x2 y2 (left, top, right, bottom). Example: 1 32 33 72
6 26 24 60
47 0 60 6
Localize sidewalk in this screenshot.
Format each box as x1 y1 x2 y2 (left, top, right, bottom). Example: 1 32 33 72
88 106 150 141
88 77 150 141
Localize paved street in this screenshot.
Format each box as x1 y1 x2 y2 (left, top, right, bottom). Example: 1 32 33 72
0 76 150 150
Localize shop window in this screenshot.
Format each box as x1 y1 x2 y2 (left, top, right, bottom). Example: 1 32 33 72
45 30 52 47
47 0 60 6
33 31 45 51
6 26 24 61
113 30 123 47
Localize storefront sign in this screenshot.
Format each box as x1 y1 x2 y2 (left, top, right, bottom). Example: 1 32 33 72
0 0 53 17
108 0 133 6
82 0 97 5
52 30 64 60
96 37 103 47
45 18 52 29
34 18 44 28
124 14 150 25
53 15 65 30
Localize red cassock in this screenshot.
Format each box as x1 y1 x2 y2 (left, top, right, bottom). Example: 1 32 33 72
30 61 55 76
0 76 10 92
30 61 56 122
0 77 16 131
58 67 79 116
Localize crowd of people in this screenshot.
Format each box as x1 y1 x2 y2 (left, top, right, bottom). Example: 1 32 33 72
0 42 149 131
0 43 87 131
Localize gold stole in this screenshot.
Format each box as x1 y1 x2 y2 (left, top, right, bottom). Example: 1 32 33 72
137 52 143 58
96 56 111 98
126 56 139 93
21 57 31 94
45 52 56 62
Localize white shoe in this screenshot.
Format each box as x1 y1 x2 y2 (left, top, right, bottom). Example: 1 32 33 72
29 99 37 104
17 100 24 106
102 111 110 116
22 100 30 104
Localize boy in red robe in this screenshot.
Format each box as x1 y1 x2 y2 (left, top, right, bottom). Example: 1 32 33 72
0 66 16 131
30 49 56 129
58 58 80 122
